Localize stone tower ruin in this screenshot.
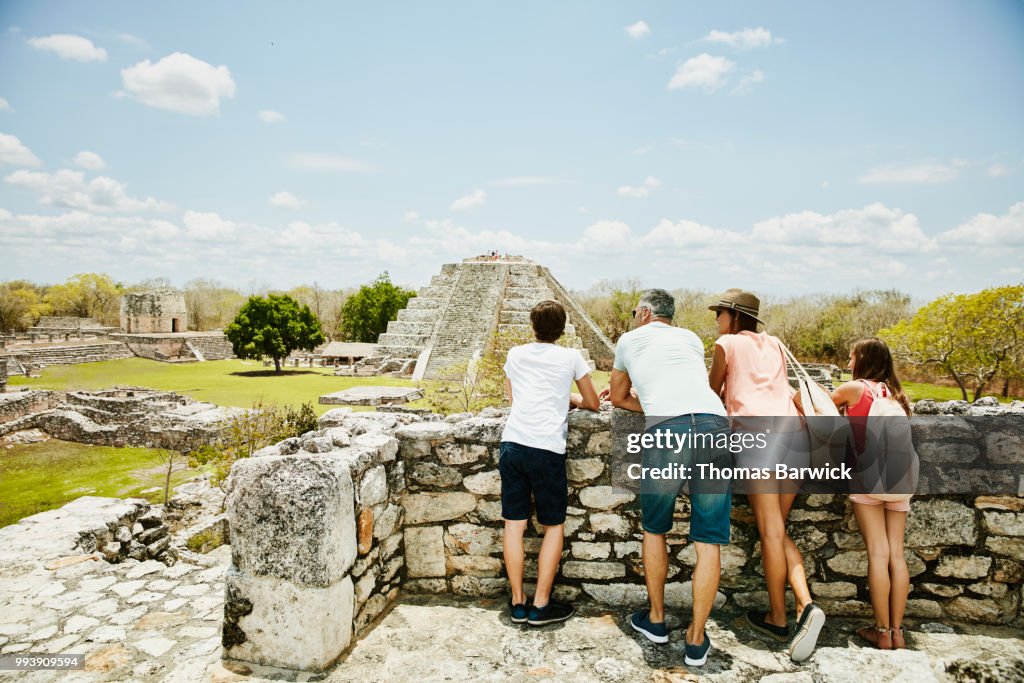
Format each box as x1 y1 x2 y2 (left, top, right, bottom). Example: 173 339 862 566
371 256 614 379
120 289 188 334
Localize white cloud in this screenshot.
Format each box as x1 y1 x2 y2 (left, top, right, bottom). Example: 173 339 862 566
287 153 373 172
403 211 420 222
617 176 661 198
73 150 106 170
937 202 1024 246
4 168 172 212
118 33 149 49
486 176 569 187
988 163 1013 177
750 203 934 253
0 132 42 167
450 189 486 211
641 218 741 248
581 220 633 252
858 161 958 184
668 53 734 91
0 98 11 112
625 21 651 39
269 191 305 209
258 109 285 123
702 27 782 49
27 34 107 62
120 53 236 116
731 69 765 95
183 210 236 240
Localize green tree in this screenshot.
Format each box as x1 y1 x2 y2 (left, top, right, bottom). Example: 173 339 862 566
577 279 643 343
339 272 416 343
0 280 50 333
225 294 325 372
882 285 1024 401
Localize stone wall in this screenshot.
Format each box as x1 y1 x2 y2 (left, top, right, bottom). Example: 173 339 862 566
223 402 1024 672
0 390 57 424
120 289 187 334
222 409 412 671
4 341 135 371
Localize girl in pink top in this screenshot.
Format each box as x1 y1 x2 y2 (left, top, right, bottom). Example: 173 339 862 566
707 289 824 663
827 338 911 651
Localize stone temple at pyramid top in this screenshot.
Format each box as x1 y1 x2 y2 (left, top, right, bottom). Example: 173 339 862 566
360 256 615 380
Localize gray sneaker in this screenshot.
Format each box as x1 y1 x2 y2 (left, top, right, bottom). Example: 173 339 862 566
788 603 826 662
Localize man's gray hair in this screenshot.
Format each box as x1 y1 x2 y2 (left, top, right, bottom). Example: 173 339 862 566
638 289 675 320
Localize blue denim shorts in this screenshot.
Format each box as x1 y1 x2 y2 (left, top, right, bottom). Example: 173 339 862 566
640 413 733 544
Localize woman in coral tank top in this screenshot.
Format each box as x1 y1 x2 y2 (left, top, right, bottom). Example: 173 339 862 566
708 289 825 663
827 338 912 650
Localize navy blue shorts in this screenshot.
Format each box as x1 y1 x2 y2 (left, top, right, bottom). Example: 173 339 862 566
499 441 568 526
640 413 733 545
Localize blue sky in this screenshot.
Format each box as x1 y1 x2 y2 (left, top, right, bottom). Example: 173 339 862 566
1 1 1022 298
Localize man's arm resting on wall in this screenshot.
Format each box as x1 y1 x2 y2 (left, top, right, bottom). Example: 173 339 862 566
609 369 643 412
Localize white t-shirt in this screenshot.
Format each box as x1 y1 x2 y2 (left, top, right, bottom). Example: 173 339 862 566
613 322 726 418
501 343 592 454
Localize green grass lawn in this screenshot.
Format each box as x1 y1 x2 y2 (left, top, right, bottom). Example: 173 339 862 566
9 358 422 414
835 372 1015 403
0 439 199 528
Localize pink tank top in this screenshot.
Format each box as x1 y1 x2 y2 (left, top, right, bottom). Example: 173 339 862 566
715 331 799 417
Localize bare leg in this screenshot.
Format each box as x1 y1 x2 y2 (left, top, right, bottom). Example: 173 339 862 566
533 523 564 607
643 531 669 622
749 493 789 628
779 492 813 618
885 510 909 629
503 519 528 605
853 503 890 628
686 542 720 646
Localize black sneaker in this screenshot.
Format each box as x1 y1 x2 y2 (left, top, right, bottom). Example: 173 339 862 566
508 598 528 624
527 600 575 626
788 603 826 662
744 610 789 642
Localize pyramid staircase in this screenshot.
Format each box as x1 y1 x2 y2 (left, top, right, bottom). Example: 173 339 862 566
373 257 614 379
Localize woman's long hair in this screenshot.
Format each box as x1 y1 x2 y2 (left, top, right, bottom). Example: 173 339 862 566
851 337 911 415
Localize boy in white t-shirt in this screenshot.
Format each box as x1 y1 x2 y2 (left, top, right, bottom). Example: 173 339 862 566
500 300 599 627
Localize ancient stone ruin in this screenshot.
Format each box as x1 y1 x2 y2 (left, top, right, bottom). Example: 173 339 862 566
121 289 188 334
344 256 615 378
222 400 1024 673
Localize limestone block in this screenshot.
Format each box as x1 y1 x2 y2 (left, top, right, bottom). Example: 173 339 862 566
357 508 374 556
437 442 488 465
985 536 1024 559
562 561 626 580
452 417 504 444
968 581 1009 598
451 575 506 596
983 511 1024 537
589 513 632 537
380 531 403 560
944 596 1001 623
358 466 388 507
223 567 353 672
444 523 502 555
810 581 858 599
827 549 925 578
572 542 611 560
463 470 501 496
396 421 456 443
568 410 611 432
317 408 354 429
974 496 1024 511
405 526 446 577
935 555 992 579
403 492 478 524
227 453 357 586
373 504 403 540
905 499 978 548
579 486 635 510
447 555 503 577
352 433 399 463
567 458 605 483
905 599 943 618
614 541 642 557
409 462 463 488
581 583 648 607
920 583 963 597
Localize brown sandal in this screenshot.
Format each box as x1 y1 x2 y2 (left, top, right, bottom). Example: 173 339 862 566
856 625 893 650
891 626 905 649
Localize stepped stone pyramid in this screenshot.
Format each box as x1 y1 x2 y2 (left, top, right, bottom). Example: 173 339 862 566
373 256 615 380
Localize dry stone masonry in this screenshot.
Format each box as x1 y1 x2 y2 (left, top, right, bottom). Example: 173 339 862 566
223 398 1024 672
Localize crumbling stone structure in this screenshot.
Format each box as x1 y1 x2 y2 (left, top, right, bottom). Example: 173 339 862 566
353 257 615 379
224 400 1024 672
0 389 241 449
121 289 188 334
